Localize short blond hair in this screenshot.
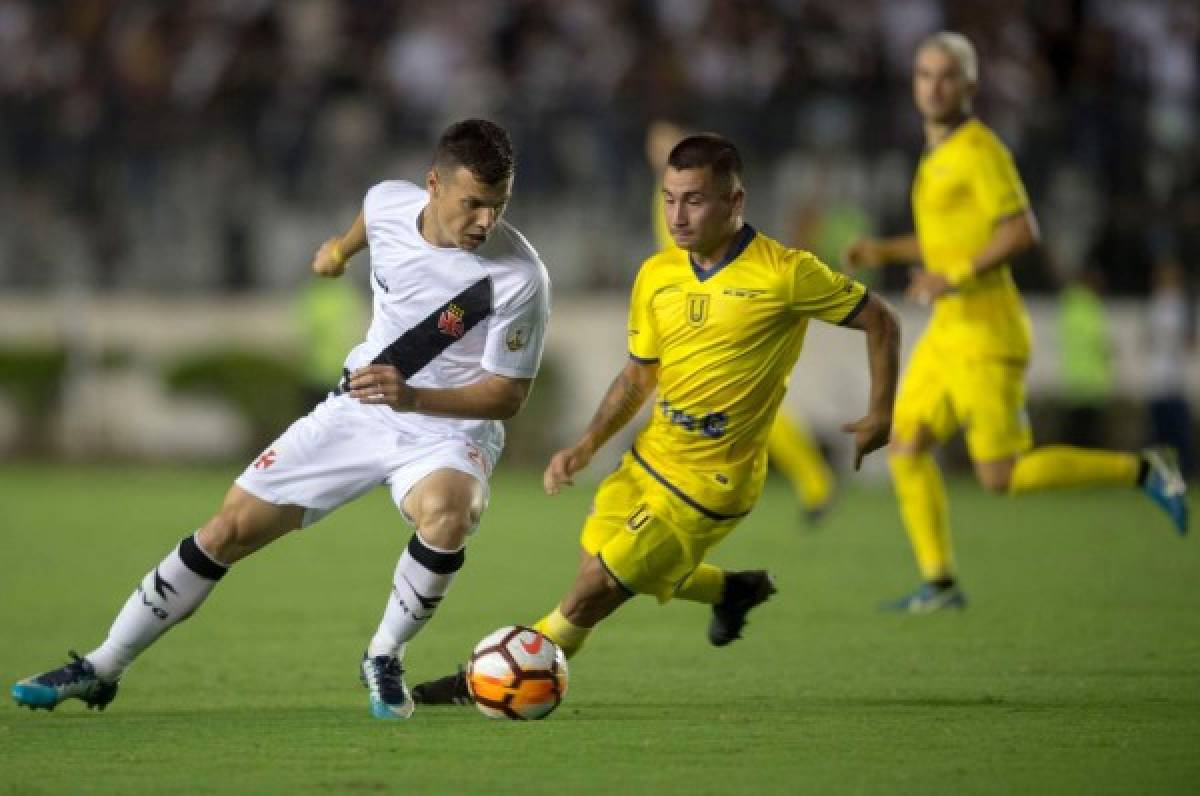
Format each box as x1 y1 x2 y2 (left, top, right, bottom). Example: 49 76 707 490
918 31 978 83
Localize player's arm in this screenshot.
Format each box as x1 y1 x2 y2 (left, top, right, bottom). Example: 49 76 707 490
963 210 1039 280
311 210 367 278
543 358 659 495
839 293 901 469
346 367 531 420
907 210 1039 302
843 234 922 270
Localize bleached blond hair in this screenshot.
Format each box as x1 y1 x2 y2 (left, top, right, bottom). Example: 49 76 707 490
917 31 978 84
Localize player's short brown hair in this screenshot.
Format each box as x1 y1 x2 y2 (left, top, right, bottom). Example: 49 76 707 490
667 133 743 194
435 119 515 184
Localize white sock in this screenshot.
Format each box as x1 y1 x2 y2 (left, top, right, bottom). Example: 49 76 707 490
367 534 464 658
86 533 229 681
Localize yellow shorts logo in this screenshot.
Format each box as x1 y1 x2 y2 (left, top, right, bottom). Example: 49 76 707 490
686 293 709 328
625 504 651 533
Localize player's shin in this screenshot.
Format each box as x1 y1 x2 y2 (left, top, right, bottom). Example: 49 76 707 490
367 534 464 658
889 451 955 581
533 607 591 659
86 533 229 682
1009 446 1140 494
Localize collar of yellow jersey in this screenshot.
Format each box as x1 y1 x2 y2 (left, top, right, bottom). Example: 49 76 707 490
689 224 757 283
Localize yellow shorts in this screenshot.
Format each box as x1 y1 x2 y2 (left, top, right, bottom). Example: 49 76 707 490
581 453 743 603
893 336 1033 462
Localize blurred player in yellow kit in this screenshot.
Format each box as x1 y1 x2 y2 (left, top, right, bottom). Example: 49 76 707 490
648 120 838 523
413 134 900 703
844 32 1189 613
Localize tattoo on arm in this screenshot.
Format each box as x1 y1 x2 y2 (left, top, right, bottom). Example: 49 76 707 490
581 365 654 452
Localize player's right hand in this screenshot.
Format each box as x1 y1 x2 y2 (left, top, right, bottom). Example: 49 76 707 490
841 411 892 471
544 445 592 495
843 238 885 271
311 237 347 278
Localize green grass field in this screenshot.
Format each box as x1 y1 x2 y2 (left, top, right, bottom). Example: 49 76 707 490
1 464 1197 795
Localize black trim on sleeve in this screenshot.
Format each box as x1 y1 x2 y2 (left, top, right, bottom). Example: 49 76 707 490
838 290 871 327
179 535 229 581
407 534 466 575
628 353 659 364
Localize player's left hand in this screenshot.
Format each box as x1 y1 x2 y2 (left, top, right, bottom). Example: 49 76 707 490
841 412 891 471
906 269 951 305
348 365 414 411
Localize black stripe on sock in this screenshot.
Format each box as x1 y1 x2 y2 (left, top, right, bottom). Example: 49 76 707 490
179 535 228 581
407 535 465 575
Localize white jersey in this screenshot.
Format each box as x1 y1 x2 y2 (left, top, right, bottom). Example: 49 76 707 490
341 179 550 448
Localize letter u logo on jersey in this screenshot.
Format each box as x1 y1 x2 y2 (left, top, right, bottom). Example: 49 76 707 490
686 293 709 328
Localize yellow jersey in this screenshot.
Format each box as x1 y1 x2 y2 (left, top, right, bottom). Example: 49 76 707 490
913 118 1032 360
627 225 867 517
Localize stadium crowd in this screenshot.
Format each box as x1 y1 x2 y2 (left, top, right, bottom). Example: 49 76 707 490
0 0 1196 294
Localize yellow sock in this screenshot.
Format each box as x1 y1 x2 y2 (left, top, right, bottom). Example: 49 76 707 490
1009 446 1140 494
532 607 591 659
673 563 725 604
767 413 834 509
889 452 954 581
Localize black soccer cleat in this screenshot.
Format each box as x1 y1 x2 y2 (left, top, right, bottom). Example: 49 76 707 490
11 651 119 712
708 570 777 647
411 665 473 706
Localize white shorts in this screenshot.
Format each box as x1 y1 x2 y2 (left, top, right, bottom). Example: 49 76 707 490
235 395 500 528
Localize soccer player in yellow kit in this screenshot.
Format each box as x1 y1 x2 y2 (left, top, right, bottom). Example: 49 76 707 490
647 120 839 523
412 134 899 702
844 32 1189 613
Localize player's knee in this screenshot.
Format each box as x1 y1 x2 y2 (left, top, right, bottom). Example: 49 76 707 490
197 508 251 564
889 437 918 457
977 470 1012 495
890 423 936 457
974 460 1015 494
413 495 479 550
197 503 284 565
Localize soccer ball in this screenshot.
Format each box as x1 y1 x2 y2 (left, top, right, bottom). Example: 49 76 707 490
467 625 568 720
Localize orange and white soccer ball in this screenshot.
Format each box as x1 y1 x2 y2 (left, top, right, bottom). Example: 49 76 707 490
467 625 568 720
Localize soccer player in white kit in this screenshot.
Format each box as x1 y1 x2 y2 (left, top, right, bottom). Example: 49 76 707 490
11 119 551 720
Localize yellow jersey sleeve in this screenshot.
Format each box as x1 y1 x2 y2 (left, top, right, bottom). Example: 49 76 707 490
627 264 660 362
790 251 869 325
970 137 1029 222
